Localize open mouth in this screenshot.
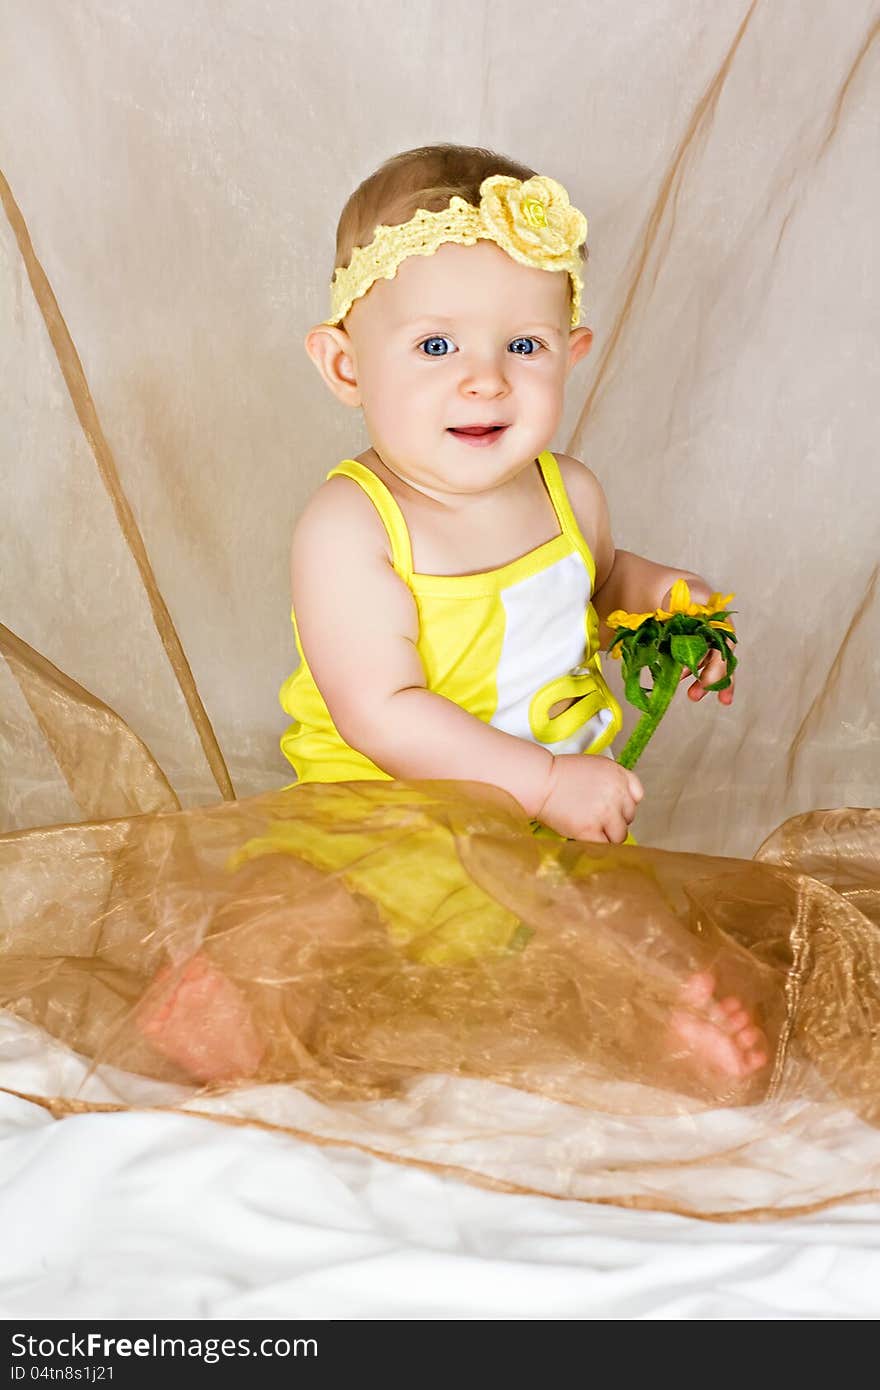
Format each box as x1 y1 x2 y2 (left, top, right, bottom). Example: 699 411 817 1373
447 425 509 443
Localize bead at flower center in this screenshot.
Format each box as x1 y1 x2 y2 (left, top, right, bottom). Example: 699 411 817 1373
521 197 548 228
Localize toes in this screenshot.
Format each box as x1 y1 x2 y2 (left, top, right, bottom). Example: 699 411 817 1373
727 1009 752 1033
717 997 751 1029
733 1042 769 1078
674 975 773 1081
714 996 761 1038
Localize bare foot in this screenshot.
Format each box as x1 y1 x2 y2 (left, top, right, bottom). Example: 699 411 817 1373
136 953 265 1083
669 969 769 1081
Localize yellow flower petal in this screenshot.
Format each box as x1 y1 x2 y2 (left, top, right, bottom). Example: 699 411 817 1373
708 592 735 612
667 579 692 614
663 584 735 621
606 608 656 630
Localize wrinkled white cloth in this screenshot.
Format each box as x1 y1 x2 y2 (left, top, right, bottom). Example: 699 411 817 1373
2 1046 880 1320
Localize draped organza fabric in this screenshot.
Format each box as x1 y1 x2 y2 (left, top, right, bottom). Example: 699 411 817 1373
3 632 880 1220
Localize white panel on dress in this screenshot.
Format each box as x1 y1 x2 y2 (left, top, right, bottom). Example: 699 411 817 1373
489 551 615 756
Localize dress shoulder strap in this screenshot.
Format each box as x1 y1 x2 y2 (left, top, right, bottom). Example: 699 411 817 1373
536 450 598 589
325 459 414 584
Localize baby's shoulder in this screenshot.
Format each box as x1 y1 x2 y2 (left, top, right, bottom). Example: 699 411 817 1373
292 470 392 566
553 451 603 500
552 453 608 552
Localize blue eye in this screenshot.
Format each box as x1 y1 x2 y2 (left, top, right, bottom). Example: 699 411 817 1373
509 337 542 355
419 336 455 356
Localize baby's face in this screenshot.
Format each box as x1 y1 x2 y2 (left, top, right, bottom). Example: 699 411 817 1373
324 239 592 498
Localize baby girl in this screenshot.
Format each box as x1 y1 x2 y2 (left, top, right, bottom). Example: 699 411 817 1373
140 143 767 1092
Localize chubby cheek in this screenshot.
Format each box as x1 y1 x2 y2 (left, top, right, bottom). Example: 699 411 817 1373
516 373 564 435
357 371 409 440
367 360 441 430
531 380 564 425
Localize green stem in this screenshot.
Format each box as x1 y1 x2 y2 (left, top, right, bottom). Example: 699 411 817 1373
616 660 682 770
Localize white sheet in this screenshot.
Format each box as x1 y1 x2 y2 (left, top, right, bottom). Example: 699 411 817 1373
2 1021 880 1319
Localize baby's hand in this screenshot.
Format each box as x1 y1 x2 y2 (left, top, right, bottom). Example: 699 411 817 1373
534 754 644 843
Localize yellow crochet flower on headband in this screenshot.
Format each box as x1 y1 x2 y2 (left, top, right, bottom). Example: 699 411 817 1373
479 174 587 282
324 173 588 329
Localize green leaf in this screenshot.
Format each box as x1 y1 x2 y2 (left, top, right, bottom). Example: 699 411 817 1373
670 634 708 670
624 667 653 714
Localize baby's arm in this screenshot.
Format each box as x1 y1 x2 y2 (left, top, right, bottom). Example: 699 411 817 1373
291 478 555 820
292 475 643 841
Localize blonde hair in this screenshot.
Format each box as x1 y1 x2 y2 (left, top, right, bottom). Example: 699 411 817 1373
330 142 588 315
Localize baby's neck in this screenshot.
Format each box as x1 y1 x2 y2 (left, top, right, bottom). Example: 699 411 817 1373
359 445 541 517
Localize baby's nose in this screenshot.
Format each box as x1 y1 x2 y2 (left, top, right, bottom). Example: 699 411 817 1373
460 359 511 392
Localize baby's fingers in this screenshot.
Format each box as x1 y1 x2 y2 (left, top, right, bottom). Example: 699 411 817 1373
688 651 733 703
626 772 644 802
605 812 630 845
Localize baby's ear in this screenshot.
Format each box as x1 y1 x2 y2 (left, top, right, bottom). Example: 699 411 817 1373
303 324 362 407
567 326 593 370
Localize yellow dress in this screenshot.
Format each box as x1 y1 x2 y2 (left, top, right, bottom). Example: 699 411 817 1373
232 449 635 965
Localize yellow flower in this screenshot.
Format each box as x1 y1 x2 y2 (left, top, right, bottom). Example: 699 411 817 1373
478 174 587 273
656 579 736 628
607 580 736 628
605 580 737 657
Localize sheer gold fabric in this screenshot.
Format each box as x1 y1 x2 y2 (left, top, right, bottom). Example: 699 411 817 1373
2 634 880 1220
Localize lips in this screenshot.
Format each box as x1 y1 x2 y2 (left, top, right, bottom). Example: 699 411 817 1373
447 424 510 448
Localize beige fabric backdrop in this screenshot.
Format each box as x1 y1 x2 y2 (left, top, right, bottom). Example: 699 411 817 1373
2 0 878 857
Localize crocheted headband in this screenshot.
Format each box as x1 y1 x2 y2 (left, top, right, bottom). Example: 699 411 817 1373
323 174 588 330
